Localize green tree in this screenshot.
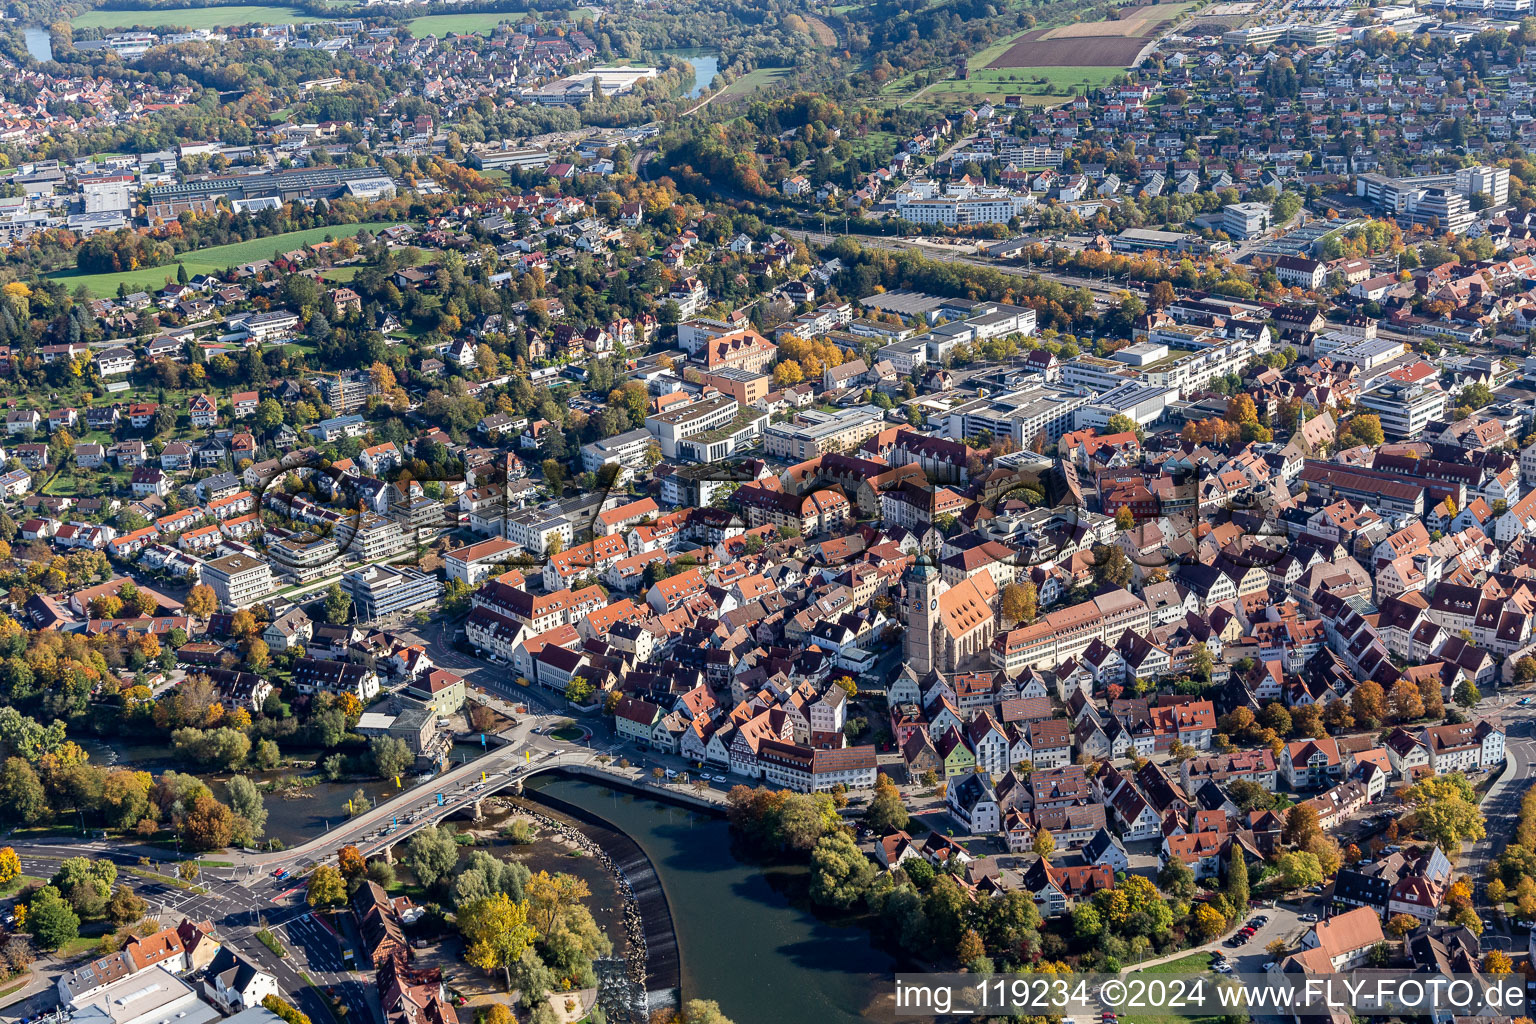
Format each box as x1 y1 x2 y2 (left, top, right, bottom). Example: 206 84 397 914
262 995 313 1024
1158 855 1196 898
322 584 351 625
369 736 413 780
254 398 285 434
809 830 876 909
1190 642 1214 683
1225 844 1249 913
1403 774 1486 848
1454 679 1481 708
1072 902 1103 940
0 757 47 824
26 885 80 950
863 775 909 834
402 825 459 888
226 774 267 841
1278 852 1324 890
1105 413 1140 437
1091 543 1133 589
307 864 346 908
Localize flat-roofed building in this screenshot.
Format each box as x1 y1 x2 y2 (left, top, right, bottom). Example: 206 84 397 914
702 367 772 408
344 564 443 621
201 553 272 609
943 385 1090 449
764 406 885 460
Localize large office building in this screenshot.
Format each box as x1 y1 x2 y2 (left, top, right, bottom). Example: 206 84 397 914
344 564 443 621
645 394 768 462
943 385 1090 449
1357 382 1449 439
764 406 886 460
1354 168 1500 235
201 553 273 609
1222 202 1273 240
580 427 654 477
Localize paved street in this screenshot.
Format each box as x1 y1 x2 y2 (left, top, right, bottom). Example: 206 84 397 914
0 847 369 1024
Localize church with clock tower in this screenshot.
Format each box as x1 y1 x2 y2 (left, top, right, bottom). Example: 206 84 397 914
901 552 999 679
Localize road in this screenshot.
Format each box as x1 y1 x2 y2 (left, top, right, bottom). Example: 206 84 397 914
0 845 370 1024
784 228 1146 303
1463 690 1536 948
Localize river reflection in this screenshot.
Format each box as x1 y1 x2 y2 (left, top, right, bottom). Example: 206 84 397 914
524 775 896 1024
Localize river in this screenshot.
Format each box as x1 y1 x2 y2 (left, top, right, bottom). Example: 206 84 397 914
23 27 51 62
523 774 895 1024
78 735 419 849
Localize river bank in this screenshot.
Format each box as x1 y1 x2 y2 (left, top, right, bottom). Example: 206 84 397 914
519 774 897 1024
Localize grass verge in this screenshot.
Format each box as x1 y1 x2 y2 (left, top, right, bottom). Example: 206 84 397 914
1137 951 1214 974
257 928 288 958
301 972 342 1024
125 866 209 894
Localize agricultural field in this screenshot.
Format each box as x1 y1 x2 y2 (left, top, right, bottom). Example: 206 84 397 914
804 14 838 46
71 4 324 29
45 221 405 298
987 1 1197 68
406 13 517 37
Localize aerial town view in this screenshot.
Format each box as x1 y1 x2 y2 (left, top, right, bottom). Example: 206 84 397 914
0 0 1533 1022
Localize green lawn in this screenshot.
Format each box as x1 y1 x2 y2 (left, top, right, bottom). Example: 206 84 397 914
407 13 515 36
71 5 326 28
1138 952 1213 974
52 935 103 960
847 130 898 163
720 67 793 98
0 874 44 898
1122 956 1221 1024
46 222 406 298
898 65 1127 110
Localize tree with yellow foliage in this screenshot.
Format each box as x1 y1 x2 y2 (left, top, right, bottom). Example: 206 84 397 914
524 870 591 938
773 361 803 387
0 846 19 885
458 892 536 991
1483 950 1513 974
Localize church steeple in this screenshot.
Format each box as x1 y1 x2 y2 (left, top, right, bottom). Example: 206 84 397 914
905 554 942 677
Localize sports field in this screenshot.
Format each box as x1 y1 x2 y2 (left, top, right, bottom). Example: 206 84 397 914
71 5 323 28
406 13 515 37
46 222 405 298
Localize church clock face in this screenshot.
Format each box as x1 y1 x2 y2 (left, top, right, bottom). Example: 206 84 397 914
930 598 939 610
